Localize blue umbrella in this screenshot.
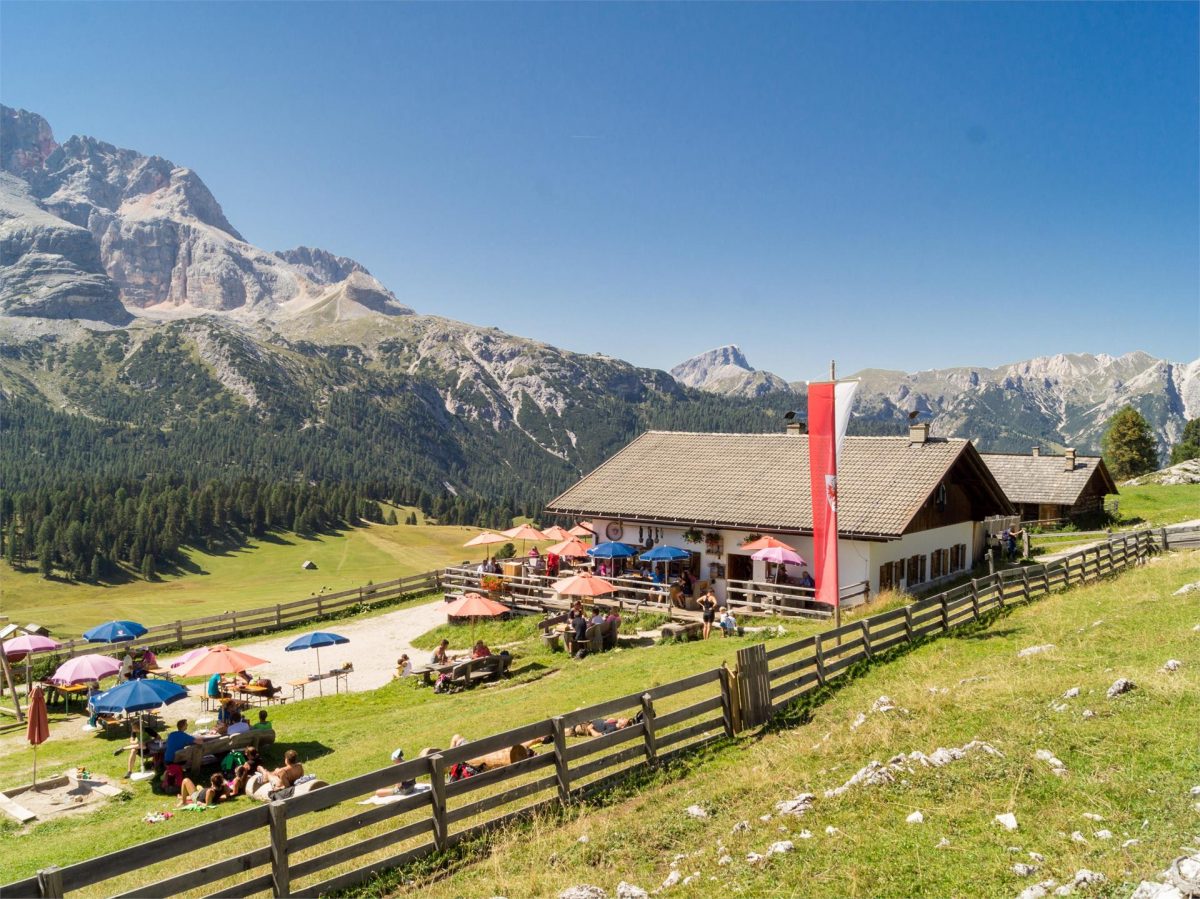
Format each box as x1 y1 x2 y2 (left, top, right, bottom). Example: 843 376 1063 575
587 542 637 559
92 678 188 714
639 544 692 583
83 620 147 643
285 632 349 696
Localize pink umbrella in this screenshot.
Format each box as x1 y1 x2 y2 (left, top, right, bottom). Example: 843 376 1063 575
3 635 63 699
50 654 121 685
168 646 210 669
751 546 806 566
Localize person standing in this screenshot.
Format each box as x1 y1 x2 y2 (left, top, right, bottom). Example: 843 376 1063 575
698 588 718 639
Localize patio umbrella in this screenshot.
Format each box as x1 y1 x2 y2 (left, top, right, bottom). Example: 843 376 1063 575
546 538 592 558
26 686 49 790
173 645 270 678
50 654 121 685
463 532 508 561
740 535 794 552
284 632 349 696
91 679 187 779
4 635 62 699
542 525 572 541
83 620 147 643
552 572 617 598
639 544 691 584
444 593 509 647
167 646 210 669
445 593 509 618
568 523 595 540
587 541 637 576
751 546 806 566
502 523 547 556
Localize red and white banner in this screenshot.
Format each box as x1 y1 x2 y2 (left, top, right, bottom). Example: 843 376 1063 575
807 380 859 607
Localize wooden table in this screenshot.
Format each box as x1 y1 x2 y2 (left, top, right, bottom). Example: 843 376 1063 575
232 684 283 706
287 669 351 700
42 682 89 713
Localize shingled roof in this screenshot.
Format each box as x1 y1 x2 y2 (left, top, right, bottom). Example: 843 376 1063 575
980 452 1118 506
547 431 1012 539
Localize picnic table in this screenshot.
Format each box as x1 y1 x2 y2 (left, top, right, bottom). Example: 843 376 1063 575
41 681 90 712
232 683 284 706
287 668 351 701
414 654 512 689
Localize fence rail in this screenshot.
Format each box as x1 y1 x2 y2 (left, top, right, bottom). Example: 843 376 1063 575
6 525 1191 897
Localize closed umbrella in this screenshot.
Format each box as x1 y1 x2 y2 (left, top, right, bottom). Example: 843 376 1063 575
83 620 147 643
174 645 270 678
50 654 121 685
26 686 49 790
284 632 349 696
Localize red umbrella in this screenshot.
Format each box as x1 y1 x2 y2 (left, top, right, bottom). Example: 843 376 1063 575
552 572 616 597
26 686 49 789
174 645 270 678
740 535 794 552
445 593 510 618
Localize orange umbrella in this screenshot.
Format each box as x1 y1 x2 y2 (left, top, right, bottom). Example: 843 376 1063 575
552 572 616 597
26 686 49 789
174 645 270 678
547 538 592 558
542 525 572 541
502 524 546 541
445 593 510 618
464 532 507 548
741 535 794 552
568 523 595 539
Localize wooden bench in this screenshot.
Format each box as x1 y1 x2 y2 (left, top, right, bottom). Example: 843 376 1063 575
172 729 277 775
416 655 512 690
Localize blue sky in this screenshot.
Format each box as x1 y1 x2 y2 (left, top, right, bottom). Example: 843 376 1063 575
3 2 1196 379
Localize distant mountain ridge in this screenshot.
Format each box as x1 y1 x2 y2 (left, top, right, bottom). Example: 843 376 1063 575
0 105 1194 522
669 346 1200 459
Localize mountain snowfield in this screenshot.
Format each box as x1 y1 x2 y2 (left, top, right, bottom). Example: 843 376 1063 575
1 102 1196 486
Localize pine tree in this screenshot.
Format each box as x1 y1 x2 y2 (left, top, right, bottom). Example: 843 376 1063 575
141 553 156 581
1101 406 1159 480
386 510 398 525
1169 418 1200 465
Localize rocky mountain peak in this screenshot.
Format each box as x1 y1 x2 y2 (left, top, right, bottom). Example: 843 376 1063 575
670 344 791 398
0 106 59 177
275 246 370 285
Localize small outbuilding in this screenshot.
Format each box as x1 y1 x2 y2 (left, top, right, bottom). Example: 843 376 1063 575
301 560 318 570
980 447 1118 526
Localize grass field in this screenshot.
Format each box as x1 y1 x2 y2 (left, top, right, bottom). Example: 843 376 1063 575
1114 482 1200 527
372 550 1200 899
0 520 497 636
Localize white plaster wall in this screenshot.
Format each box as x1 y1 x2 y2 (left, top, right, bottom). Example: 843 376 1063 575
868 521 976 593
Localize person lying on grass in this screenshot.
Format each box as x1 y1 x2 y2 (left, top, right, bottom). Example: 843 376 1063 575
570 717 633 738
375 748 420 797
177 773 233 807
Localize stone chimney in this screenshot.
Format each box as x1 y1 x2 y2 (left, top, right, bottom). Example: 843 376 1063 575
1031 446 1040 457
785 421 806 436
1065 448 1076 471
908 422 929 444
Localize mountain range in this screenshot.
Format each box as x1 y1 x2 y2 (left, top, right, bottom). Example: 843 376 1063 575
1 104 1195 520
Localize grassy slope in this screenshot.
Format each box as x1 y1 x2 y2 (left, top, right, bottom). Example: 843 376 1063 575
392 551 1200 899
1115 483 1200 527
0 520 486 635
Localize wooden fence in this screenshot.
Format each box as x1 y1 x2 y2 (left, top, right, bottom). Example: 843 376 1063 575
35 572 441 665
5 525 1187 897
7 669 731 898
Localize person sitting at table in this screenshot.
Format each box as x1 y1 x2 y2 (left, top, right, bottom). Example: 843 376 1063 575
797 565 815 590
163 719 195 767
119 652 134 682
471 640 491 660
570 612 588 653
140 647 159 671
221 711 250 736
231 669 253 689
396 654 413 678
206 672 224 702
251 709 273 731
431 639 452 666
590 608 605 627
217 696 242 726
178 772 233 807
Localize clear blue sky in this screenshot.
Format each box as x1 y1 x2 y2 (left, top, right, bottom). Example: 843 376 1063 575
3 2 1196 378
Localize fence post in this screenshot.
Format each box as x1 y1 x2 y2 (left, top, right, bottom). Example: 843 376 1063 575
860 620 872 660
727 667 742 732
551 717 572 803
903 606 913 644
231 610 239 637
428 753 449 853
814 635 826 686
970 579 980 618
1021 568 1031 600
994 574 1005 609
275 604 282 628
940 595 950 631
640 694 659 762
717 666 736 737
1160 527 1168 552
316 595 324 617
36 866 63 899
268 800 290 897
175 620 183 644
